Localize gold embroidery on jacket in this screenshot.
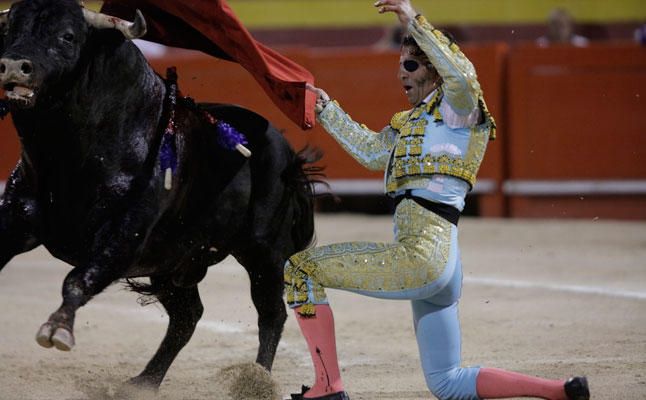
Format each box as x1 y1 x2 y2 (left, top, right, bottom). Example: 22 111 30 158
395 141 408 157
408 155 422 175
394 158 406 178
409 137 423 156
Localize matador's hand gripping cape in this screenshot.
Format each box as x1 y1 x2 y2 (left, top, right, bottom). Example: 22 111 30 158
101 0 316 130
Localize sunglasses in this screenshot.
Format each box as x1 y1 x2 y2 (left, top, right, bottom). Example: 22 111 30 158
401 59 426 72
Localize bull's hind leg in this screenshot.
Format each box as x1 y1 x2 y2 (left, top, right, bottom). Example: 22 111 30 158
129 278 204 388
237 250 288 370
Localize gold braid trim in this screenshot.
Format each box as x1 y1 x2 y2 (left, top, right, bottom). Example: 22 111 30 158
425 88 444 123
391 88 443 136
284 260 308 304
479 96 497 140
298 304 316 317
284 252 326 316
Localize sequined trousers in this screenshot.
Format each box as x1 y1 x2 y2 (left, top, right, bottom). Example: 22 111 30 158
284 198 480 399
284 198 457 312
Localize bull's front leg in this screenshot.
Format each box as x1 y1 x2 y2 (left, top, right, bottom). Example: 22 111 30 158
35 261 124 350
36 185 161 351
0 163 40 269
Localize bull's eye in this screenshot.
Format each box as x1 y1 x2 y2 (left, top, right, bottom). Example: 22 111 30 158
61 32 75 43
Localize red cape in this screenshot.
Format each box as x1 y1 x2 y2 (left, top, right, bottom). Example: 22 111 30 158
101 0 315 130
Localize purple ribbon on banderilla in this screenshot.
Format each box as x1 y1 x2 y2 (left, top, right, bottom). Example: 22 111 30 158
201 111 251 158
160 67 251 191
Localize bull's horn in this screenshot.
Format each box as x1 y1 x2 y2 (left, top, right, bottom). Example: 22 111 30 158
82 8 147 40
0 9 9 29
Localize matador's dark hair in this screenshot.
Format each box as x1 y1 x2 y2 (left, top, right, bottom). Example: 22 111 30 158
401 29 457 56
400 31 455 79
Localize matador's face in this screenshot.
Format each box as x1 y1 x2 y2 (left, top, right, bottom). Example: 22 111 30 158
398 47 440 106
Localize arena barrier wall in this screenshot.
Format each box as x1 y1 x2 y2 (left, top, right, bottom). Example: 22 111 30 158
505 43 646 219
0 42 644 219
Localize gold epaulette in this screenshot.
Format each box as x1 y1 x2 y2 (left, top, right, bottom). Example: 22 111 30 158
390 109 413 130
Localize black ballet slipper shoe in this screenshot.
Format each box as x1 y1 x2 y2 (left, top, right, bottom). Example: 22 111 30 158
288 385 350 400
564 376 590 400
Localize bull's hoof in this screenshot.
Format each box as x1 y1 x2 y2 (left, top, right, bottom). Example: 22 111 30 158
114 377 158 399
126 375 162 391
35 323 55 348
35 323 75 351
52 327 75 351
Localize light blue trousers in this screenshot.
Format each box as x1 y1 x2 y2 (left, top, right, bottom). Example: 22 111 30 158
411 252 481 400
286 218 481 400
349 233 481 400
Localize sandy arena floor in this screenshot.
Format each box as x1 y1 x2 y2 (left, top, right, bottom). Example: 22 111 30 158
1 214 645 399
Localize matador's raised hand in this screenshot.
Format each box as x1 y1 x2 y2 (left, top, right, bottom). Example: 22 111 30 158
374 0 418 28
306 83 331 114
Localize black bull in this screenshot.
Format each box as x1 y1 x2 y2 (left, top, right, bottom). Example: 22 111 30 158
0 0 319 388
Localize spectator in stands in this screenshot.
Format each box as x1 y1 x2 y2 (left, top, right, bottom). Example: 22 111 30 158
284 0 591 399
635 23 646 46
373 24 405 50
537 8 589 47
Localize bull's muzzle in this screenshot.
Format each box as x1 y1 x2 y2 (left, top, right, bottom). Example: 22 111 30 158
0 57 36 106
0 58 33 80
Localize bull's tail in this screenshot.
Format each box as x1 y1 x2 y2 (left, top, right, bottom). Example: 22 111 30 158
284 146 325 252
123 277 168 306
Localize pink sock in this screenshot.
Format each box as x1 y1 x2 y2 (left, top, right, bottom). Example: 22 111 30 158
294 304 345 398
476 368 566 399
